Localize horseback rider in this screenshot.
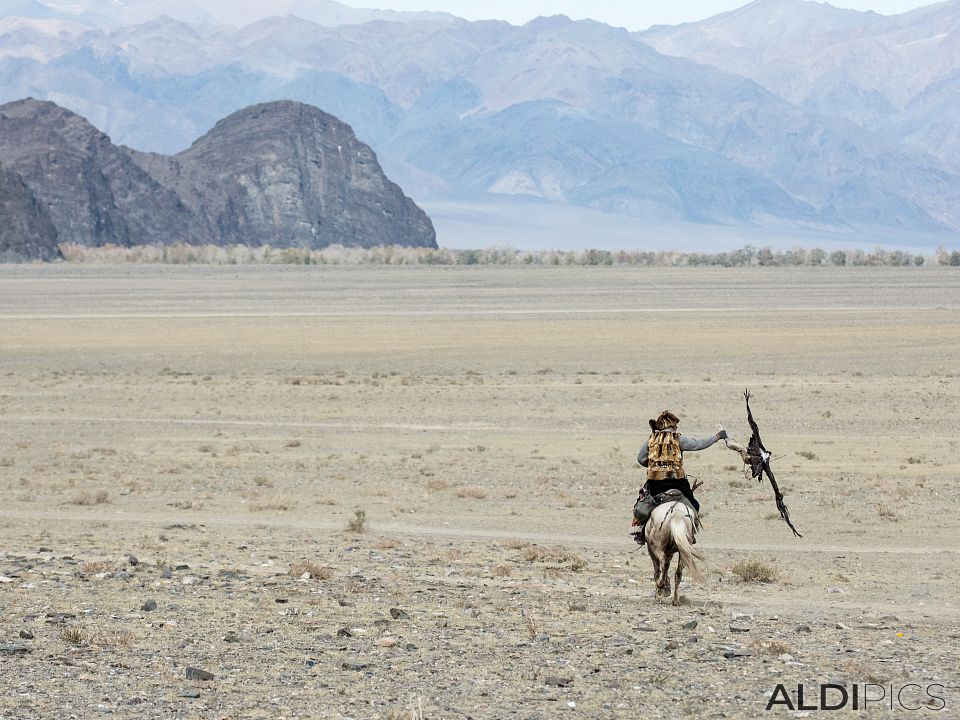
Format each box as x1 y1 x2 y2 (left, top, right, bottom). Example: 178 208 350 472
630 410 727 545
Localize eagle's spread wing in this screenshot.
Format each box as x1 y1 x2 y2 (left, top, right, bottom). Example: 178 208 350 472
742 389 803 538
744 389 769 480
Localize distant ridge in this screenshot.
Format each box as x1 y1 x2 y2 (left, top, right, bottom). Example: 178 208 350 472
0 98 436 253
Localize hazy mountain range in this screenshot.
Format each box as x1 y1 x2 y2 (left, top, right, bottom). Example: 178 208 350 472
1 0 958 250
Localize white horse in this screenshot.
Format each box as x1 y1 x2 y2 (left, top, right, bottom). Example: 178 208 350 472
645 497 705 605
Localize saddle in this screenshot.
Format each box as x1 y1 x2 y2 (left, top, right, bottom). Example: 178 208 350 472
651 488 693 511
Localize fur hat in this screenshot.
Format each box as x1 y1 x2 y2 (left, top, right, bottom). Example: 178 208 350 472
649 410 680 432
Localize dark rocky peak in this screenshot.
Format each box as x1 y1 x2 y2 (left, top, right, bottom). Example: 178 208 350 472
0 160 61 262
0 97 201 247
167 100 436 248
0 98 435 253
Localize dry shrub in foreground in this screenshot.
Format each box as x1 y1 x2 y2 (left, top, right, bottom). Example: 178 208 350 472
288 561 334 580
347 510 367 533
79 560 113 576
70 489 110 506
61 625 88 645
732 558 780 584
751 639 792 656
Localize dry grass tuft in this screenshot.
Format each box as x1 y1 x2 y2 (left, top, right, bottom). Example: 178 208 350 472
79 560 113 575
70 489 110 506
374 537 400 550
288 561 334 580
491 564 513 577
347 510 367 533
248 496 290 512
878 504 898 521
425 478 450 492
61 625 88 645
751 639 792 656
456 485 488 499
732 558 780 584
518 545 587 571
521 611 539 640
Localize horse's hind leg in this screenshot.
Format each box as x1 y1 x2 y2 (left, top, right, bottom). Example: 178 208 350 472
672 557 684 606
658 553 672 597
647 546 663 597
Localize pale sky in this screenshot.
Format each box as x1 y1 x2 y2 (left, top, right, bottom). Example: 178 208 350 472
372 0 935 30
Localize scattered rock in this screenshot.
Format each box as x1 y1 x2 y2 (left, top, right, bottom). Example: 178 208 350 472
390 608 410 620
723 650 752 659
127 555 139 566
0 645 31 656
223 631 240 643
635 622 655 632
0 576 14 583
341 662 368 671
836 622 848 630
729 625 751 633
178 689 201 699
44 613 75 624
544 676 573 687
161 568 173 579
569 603 587 612
175 564 190 571
879 615 899 623
336 598 354 607
181 576 200 586
664 641 679 651
38 547 52 553
337 627 353 638
185 667 215 681
778 653 794 662
795 624 812 633
305 659 319 668
18 630 34 640
275 598 289 604
682 620 698 630
141 600 158 612
377 638 398 648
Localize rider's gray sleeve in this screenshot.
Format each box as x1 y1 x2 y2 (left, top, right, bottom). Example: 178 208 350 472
637 439 649 466
679 434 719 452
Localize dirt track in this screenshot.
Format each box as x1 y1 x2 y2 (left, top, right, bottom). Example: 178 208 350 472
1 265 958 718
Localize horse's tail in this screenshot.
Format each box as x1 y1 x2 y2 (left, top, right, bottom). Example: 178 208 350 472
669 513 706 584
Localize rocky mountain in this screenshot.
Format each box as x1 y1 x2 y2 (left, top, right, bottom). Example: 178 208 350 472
0 160 60 261
0 98 436 249
1 1 959 249
0 97 200 246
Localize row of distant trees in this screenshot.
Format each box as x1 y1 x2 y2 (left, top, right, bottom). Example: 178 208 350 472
58 243 960 267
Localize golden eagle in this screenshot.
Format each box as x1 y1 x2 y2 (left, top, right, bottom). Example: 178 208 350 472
744 389 802 538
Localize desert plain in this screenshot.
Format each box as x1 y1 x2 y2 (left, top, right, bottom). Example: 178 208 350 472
0 264 958 719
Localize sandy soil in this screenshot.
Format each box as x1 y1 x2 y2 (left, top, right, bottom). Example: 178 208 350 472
1 265 959 719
